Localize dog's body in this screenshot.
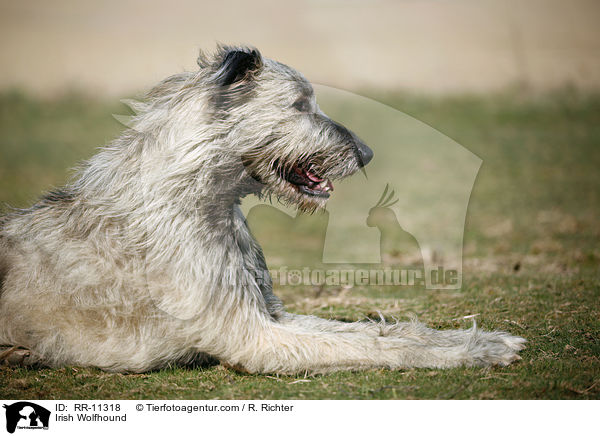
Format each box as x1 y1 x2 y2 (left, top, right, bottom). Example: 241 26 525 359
0 47 525 373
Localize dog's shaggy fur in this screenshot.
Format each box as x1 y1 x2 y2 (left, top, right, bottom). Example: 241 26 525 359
0 46 525 373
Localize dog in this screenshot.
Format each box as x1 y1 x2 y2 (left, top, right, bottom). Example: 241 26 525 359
0 46 525 373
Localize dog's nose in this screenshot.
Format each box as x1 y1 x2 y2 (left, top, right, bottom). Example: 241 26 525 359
355 140 373 168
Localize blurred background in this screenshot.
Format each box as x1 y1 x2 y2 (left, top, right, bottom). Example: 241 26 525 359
1 0 599 96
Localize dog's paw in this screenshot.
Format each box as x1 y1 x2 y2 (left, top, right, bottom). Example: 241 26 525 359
0 346 32 366
466 330 527 367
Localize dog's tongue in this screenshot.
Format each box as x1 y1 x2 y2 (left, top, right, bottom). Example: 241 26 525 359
305 169 324 183
291 166 333 192
307 169 334 192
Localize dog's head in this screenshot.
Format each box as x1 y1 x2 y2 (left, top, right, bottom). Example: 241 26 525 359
202 46 373 212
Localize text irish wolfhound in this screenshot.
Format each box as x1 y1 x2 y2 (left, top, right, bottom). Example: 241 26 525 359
0 46 524 373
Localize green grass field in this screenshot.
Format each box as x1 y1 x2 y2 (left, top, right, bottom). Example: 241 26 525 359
0 89 598 399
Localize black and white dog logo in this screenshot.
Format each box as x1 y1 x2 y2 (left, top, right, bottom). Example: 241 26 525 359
3 402 50 433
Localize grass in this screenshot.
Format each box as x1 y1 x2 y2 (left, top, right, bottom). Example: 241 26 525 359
0 88 599 399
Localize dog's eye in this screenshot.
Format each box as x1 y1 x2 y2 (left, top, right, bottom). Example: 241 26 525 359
292 98 311 113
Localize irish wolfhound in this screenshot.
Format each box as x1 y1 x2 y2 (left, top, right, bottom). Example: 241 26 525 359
0 46 525 373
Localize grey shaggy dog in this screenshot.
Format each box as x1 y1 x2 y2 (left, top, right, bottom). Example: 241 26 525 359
0 46 525 373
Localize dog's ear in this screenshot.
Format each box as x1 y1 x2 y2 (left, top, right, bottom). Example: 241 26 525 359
213 48 263 86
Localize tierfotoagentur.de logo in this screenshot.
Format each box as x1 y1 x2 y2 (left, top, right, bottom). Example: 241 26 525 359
2 402 50 434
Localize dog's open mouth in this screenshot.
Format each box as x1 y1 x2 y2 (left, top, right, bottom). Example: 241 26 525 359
283 164 334 198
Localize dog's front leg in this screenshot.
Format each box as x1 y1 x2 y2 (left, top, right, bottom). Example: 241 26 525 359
205 310 525 374
281 312 525 351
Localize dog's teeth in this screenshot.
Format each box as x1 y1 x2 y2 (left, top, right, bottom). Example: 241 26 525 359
319 180 331 191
